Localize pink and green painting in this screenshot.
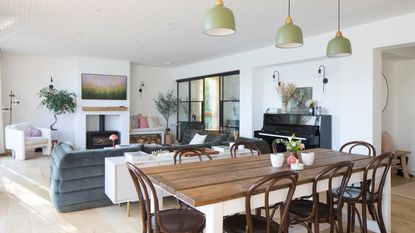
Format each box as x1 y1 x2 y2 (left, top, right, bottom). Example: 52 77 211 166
81 73 127 100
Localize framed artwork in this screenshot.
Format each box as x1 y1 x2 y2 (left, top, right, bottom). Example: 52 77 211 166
81 73 127 100
289 87 313 113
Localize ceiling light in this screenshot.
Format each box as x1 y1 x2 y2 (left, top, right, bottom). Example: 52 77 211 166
204 0 236 36
327 0 352 57
275 0 303 48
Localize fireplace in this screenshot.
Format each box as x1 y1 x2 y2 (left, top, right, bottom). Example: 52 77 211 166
86 115 120 149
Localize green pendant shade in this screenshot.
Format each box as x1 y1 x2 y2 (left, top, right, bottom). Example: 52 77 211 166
327 31 352 57
204 1 236 36
275 16 303 48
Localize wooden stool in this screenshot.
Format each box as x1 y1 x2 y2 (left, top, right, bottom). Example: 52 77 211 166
393 150 411 179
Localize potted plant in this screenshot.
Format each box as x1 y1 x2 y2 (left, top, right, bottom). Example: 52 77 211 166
277 82 296 113
38 87 76 130
153 90 178 134
285 134 305 165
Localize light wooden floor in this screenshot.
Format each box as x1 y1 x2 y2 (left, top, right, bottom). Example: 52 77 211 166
0 153 413 233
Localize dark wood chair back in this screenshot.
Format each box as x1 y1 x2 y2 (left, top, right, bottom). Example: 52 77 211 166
173 147 213 164
126 162 161 233
271 139 279 153
245 171 298 233
353 152 394 201
312 161 354 233
230 141 261 158
340 141 376 157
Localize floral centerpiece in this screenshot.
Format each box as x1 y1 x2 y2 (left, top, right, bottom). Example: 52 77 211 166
277 82 296 113
285 134 305 165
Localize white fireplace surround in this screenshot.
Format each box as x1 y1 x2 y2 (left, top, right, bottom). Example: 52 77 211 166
74 57 131 149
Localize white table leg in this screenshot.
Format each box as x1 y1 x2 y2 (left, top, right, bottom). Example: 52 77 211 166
383 169 391 232
197 203 224 233
151 186 164 213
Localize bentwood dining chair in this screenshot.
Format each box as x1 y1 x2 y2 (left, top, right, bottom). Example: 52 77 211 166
289 161 354 233
340 141 377 157
339 152 393 233
173 147 213 164
126 162 206 233
230 141 262 158
173 147 213 209
223 171 298 233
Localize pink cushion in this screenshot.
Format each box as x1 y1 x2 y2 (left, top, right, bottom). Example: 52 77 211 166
381 131 395 153
139 116 149 128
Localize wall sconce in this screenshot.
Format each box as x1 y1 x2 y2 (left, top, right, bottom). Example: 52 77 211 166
318 65 328 92
49 76 54 90
138 81 145 97
2 90 20 125
272 70 281 93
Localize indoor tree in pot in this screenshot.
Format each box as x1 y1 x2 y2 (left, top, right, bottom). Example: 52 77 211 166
38 87 76 130
153 89 177 134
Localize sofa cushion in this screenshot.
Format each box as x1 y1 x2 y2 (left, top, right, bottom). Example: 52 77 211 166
148 116 161 128
130 114 141 129
26 137 48 146
189 133 207 145
139 116 149 128
30 128 42 137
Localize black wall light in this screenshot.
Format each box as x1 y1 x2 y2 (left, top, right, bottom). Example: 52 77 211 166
138 81 145 97
273 71 281 93
318 65 328 92
49 76 54 90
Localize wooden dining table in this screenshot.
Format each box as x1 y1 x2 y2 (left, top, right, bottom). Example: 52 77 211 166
142 148 391 233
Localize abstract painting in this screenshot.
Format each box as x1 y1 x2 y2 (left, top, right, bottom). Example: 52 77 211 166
81 73 127 100
289 87 313 113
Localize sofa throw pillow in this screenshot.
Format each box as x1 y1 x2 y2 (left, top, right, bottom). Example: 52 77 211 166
148 116 161 128
189 133 208 145
381 131 395 153
30 128 42 137
139 116 149 128
130 114 141 129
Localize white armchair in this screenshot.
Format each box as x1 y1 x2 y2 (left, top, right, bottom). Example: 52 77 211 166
5 122 52 160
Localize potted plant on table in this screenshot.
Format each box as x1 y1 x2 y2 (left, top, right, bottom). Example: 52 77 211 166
285 134 305 165
153 90 178 142
38 87 76 130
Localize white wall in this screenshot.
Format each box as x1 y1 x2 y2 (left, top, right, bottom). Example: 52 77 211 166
1 54 77 142
382 59 415 173
174 12 415 154
130 64 176 137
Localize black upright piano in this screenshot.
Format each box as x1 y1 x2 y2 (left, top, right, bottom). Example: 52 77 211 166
254 114 332 152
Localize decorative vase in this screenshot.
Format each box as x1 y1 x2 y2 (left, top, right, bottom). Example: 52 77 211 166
309 107 315 115
282 102 288 113
287 153 298 165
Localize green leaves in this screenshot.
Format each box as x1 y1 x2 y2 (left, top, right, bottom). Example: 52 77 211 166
38 87 76 115
153 90 178 128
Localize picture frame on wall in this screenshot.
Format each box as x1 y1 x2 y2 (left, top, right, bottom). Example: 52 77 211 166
81 73 127 100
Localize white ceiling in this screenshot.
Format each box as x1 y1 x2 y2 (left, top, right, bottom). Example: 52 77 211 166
1 0 415 66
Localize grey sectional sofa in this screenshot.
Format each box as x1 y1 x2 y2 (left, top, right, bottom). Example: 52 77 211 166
50 130 270 212
50 143 142 212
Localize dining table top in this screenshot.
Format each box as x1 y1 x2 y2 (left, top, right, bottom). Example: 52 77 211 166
142 148 375 207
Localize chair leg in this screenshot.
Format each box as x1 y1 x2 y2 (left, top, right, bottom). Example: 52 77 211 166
351 204 356 232
367 201 376 220
361 202 368 233
347 203 352 233
375 201 387 233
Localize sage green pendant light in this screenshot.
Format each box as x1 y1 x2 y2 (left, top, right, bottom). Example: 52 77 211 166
275 0 303 48
327 0 352 57
204 0 236 36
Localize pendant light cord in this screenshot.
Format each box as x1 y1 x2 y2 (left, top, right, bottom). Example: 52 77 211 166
337 0 340 31
288 0 291 17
